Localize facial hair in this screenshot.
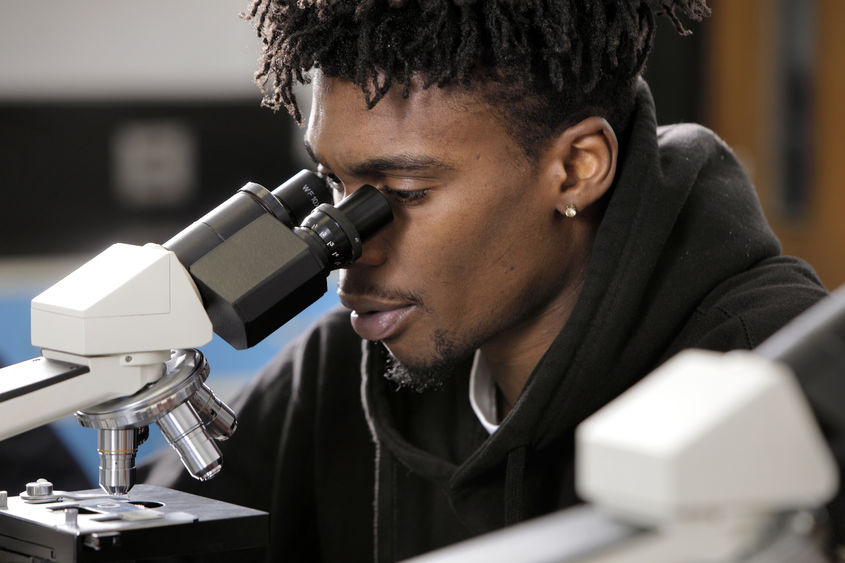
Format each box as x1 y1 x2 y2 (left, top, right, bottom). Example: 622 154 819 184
380 329 474 392
340 279 467 391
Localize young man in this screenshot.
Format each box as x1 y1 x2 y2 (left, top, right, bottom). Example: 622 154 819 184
145 1 836 560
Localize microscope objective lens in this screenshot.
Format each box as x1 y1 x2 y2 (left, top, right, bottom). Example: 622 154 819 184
97 428 140 495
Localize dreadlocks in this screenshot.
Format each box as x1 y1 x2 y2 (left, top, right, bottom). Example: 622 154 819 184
243 0 709 156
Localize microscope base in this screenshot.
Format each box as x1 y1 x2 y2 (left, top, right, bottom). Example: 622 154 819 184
0 484 267 562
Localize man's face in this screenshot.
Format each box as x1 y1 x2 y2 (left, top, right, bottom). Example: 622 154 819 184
305 74 588 384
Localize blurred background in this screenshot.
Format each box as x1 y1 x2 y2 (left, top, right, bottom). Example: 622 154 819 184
0 0 330 490
0 0 842 489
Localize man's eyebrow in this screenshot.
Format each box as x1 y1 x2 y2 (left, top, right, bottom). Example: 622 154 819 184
302 140 454 175
347 154 455 176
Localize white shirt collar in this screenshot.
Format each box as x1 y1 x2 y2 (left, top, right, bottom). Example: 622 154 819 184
469 349 500 435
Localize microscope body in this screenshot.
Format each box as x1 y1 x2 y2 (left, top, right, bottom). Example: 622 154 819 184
0 170 392 561
0 170 392 496
0 245 255 562
2 243 212 442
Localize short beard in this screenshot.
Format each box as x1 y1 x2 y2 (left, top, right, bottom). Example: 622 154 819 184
381 329 471 393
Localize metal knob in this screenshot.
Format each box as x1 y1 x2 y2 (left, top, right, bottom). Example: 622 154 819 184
20 478 59 503
25 479 53 497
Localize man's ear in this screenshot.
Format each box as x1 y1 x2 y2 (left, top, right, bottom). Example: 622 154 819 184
541 116 618 217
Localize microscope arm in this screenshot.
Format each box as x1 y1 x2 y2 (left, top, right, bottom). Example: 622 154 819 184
0 243 212 441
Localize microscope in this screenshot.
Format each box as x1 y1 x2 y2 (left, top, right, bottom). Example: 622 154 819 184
410 288 845 563
0 170 392 561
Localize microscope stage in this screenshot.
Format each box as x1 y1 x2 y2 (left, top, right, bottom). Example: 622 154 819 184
0 484 267 562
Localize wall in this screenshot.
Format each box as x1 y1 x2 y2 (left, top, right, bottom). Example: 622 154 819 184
0 0 321 488
707 0 845 289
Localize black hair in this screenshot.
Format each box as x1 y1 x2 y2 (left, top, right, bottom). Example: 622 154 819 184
243 0 710 157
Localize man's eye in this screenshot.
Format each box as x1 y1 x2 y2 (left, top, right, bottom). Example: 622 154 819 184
383 186 428 205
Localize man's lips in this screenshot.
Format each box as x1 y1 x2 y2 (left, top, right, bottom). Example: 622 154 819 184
340 295 417 341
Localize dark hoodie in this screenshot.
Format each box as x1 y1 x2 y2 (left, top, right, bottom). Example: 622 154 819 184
144 81 829 562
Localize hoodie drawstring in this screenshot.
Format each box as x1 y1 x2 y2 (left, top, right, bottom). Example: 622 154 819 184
504 446 527 526
372 439 396 563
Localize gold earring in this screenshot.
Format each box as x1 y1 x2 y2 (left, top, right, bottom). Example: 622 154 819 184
564 203 578 218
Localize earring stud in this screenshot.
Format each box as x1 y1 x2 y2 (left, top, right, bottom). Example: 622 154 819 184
564 203 578 218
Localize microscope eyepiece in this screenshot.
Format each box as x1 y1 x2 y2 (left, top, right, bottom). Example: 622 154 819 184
335 185 394 243
238 169 333 228
165 172 393 350
164 169 334 266
270 169 333 226
298 185 393 268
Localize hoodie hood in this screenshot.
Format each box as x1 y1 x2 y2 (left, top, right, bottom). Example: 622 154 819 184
510 80 780 452
362 79 783 546
461 78 778 454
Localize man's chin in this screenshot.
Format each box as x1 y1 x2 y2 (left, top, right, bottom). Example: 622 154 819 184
380 343 467 393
